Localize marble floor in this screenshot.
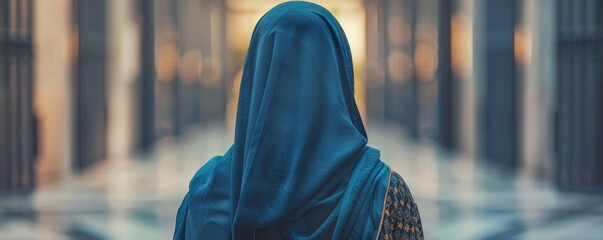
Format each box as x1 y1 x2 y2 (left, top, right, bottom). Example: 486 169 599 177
1 124 602 240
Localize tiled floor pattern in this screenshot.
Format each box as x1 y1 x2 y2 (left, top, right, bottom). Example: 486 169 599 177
1 124 602 239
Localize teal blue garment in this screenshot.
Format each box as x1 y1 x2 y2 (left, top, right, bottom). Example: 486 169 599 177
174 2 390 239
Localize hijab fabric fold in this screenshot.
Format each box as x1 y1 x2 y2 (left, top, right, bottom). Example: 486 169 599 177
174 2 390 239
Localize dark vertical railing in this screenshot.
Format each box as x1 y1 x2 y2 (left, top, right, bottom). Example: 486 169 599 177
27 0 36 189
383 0 392 123
0 0 8 190
16 0 23 190
555 0 569 187
138 0 156 151
384 0 393 125
170 0 182 136
408 0 419 139
437 0 455 150
594 0 603 186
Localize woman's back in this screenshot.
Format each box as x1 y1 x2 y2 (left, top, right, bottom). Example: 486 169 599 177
174 2 423 239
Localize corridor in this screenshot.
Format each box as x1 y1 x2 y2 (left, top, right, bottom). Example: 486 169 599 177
2 0 603 239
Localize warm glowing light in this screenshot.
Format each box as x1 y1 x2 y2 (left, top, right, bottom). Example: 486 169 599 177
178 50 203 83
226 0 363 11
337 4 366 65
155 43 178 83
414 43 437 82
514 25 532 65
227 10 264 52
225 0 368 122
451 13 473 78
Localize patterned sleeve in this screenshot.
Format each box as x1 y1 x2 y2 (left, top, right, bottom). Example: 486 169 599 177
376 170 424 240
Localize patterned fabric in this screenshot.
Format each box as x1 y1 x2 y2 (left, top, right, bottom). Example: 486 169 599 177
377 171 424 240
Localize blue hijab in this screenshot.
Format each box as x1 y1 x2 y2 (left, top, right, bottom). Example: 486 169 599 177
174 2 390 239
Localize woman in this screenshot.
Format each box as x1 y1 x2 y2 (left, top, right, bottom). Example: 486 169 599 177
174 2 424 239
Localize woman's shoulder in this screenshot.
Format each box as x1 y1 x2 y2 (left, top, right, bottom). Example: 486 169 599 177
376 170 424 240
388 171 414 196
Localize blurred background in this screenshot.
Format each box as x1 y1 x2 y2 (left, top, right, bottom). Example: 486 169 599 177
1 0 603 239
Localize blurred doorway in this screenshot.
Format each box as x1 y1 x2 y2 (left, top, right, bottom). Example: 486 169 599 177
555 0 603 190
0 0 37 192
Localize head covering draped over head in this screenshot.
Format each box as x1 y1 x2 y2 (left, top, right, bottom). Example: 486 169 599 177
174 2 390 239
